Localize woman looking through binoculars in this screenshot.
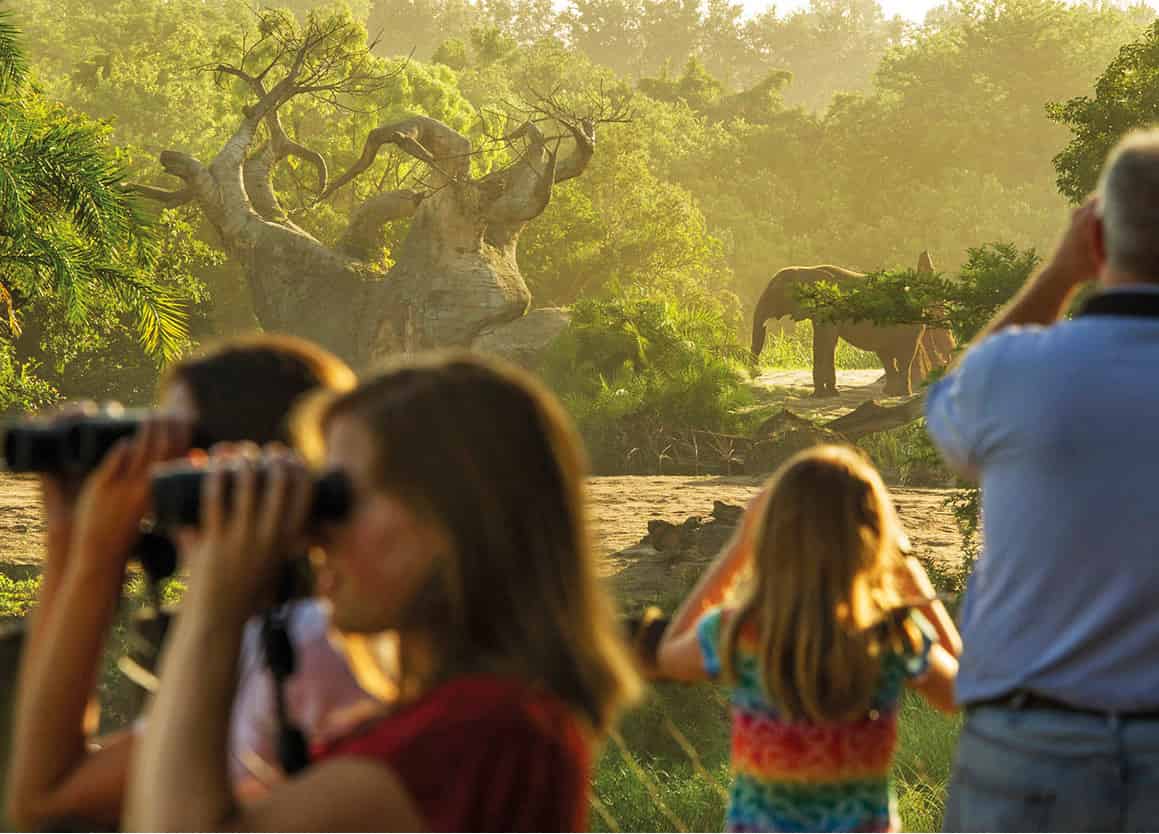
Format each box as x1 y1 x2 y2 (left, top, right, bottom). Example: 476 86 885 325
124 352 642 832
5 335 365 830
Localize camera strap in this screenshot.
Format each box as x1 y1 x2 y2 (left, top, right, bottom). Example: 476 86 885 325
261 605 310 776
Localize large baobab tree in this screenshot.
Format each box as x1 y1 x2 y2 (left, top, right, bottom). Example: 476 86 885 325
136 11 617 367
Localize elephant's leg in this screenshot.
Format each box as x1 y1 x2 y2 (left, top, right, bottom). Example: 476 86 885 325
877 351 898 393
812 324 839 397
885 347 916 396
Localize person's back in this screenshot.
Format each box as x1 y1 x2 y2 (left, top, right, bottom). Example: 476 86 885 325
654 445 960 833
699 605 936 832
936 316 1159 710
927 128 1159 831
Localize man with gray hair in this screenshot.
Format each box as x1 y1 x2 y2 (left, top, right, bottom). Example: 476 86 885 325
927 128 1159 831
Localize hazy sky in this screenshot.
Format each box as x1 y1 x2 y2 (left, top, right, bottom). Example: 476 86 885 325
741 0 940 19
743 0 1157 21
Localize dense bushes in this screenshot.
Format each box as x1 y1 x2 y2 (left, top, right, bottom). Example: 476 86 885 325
538 294 754 473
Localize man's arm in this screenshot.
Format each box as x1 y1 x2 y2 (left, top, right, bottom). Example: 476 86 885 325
926 199 1101 478
951 198 1100 371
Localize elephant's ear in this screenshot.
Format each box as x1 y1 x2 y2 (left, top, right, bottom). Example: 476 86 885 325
917 251 935 273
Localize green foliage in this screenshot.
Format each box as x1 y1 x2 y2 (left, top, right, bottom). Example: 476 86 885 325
1050 19 1159 203
796 242 1039 343
0 574 40 618
539 293 753 473
0 354 57 415
0 8 201 409
857 419 952 486
946 486 982 566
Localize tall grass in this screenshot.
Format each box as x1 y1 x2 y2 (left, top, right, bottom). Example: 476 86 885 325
856 420 954 486
761 321 881 370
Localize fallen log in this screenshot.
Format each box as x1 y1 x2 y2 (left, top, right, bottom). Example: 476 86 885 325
824 395 924 439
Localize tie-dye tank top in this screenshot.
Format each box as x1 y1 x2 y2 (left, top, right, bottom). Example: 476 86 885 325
697 606 934 833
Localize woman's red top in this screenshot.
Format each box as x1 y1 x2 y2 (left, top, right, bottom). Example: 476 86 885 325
313 675 591 832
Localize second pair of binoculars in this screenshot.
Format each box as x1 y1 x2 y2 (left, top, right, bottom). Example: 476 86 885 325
1 408 352 527
1 407 207 475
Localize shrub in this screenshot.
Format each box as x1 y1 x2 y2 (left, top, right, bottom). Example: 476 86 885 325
539 293 754 473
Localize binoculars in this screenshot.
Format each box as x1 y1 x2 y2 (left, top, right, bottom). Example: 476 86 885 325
150 465 353 529
0 411 211 475
1 412 349 518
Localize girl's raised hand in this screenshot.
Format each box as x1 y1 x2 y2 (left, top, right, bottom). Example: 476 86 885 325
176 445 314 620
69 413 193 576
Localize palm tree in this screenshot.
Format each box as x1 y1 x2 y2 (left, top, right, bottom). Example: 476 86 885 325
0 10 186 359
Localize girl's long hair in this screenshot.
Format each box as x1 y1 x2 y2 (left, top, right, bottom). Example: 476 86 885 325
720 445 919 723
300 351 641 734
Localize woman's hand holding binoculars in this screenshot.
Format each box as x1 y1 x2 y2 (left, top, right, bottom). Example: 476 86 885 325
69 414 192 579
173 446 315 622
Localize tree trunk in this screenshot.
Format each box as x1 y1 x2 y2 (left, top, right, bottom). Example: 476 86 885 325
142 78 593 368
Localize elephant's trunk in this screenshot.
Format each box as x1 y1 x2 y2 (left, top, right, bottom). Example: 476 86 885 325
751 311 768 360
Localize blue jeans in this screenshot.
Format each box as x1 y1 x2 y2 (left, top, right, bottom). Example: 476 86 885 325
944 706 1159 831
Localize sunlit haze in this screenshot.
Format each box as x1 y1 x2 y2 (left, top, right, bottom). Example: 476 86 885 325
741 0 1154 20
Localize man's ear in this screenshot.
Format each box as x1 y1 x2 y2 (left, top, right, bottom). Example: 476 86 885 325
1091 211 1108 270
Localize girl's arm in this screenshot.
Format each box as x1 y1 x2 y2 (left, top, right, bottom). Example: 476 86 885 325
654 626 713 683
661 491 766 643
21 405 101 661
898 557 963 657
125 449 422 832
908 644 959 714
126 586 423 831
6 419 187 830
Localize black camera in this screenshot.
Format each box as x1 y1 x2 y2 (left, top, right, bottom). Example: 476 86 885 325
150 464 353 530
0 411 209 475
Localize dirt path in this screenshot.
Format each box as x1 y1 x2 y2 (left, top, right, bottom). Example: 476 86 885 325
744 367 911 422
0 470 962 603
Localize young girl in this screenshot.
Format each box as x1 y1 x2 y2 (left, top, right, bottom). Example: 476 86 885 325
656 444 960 833
124 352 642 831
6 335 367 830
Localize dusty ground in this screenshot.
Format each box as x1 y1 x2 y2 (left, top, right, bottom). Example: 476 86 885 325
746 367 910 422
0 475 43 579
1 473 961 600
0 371 963 599
589 475 962 604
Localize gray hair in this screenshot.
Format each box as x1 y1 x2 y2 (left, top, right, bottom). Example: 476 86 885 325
1098 128 1159 278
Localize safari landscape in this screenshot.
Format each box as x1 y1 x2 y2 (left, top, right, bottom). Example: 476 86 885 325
2 0 1157 827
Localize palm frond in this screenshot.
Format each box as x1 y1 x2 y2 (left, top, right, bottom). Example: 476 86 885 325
0 11 27 92
91 267 188 361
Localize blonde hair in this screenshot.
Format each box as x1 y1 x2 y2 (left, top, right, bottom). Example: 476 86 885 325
298 351 641 733
720 445 919 723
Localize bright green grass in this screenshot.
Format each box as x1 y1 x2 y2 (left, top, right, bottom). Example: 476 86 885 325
0 574 39 619
761 321 881 371
592 685 961 832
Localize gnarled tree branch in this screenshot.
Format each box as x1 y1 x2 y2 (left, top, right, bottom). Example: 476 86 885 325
322 116 472 199
127 184 194 209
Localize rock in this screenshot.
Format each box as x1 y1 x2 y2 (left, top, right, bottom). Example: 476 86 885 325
646 516 702 552
473 307 570 367
611 502 748 605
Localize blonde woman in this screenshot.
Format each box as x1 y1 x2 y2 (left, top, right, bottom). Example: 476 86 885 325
656 445 960 833
124 353 641 831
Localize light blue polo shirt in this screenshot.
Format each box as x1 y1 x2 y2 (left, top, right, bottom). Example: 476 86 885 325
926 294 1159 710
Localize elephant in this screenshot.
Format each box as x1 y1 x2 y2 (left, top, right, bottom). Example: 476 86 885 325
751 251 955 397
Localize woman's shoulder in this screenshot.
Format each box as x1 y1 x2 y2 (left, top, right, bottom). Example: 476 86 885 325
319 675 586 758
314 675 591 831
